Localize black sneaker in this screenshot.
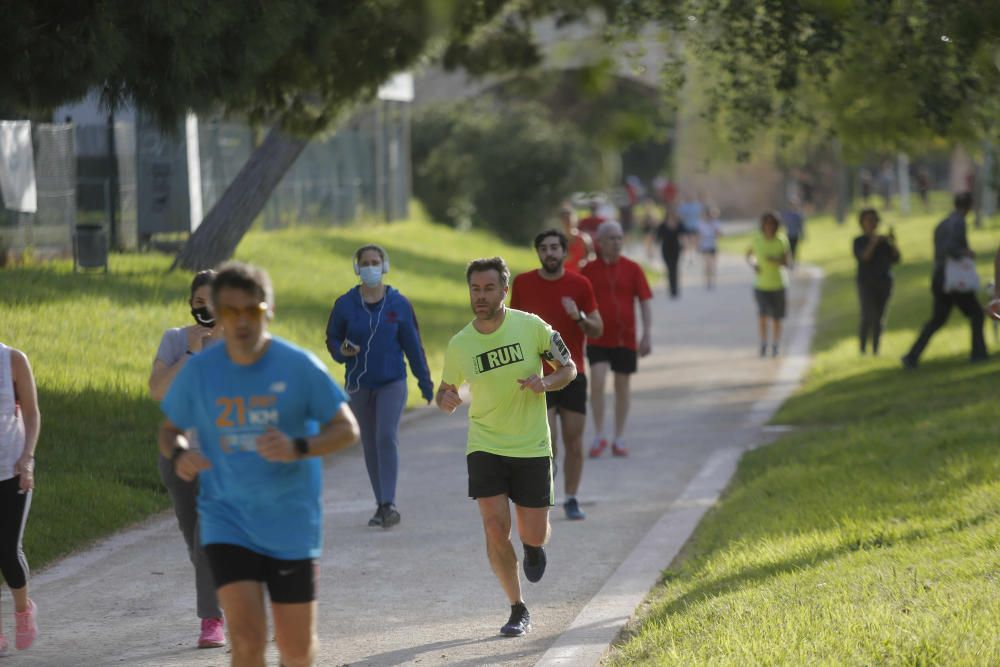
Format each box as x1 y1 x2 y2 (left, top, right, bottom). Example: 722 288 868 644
901 355 918 370
759 343 768 358
367 506 383 527
500 603 531 637
523 545 546 583
564 497 586 521
381 503 401 528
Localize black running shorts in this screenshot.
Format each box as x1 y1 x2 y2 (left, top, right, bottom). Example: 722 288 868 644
467 451 554 508
545 373 588 415
754 288 787 320
204 543 317 604
586 344 638 374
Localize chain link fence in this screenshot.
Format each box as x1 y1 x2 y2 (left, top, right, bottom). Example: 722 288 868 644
1 101 410 262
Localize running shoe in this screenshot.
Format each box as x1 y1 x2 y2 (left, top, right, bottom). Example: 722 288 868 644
523 545 547 583
588 437 608 458
14 599 36 651
500 603 531 637
198 617 225 649
368 505 384 527
611 441 629 457
564 497 586 521
381 503 401 528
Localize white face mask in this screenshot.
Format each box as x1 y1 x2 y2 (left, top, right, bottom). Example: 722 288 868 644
359 265 383 287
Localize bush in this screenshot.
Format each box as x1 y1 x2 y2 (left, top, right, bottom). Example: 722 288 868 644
412 101 601 243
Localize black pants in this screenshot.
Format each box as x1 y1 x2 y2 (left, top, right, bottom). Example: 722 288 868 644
662 248 680 298
788 236 801 263
905 271 987 363
0 476 30 590
858 281 892 353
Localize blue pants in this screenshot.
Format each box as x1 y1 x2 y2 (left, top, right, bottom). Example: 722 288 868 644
349 379 408 506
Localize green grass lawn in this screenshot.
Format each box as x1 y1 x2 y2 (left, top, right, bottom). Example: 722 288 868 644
0 216 538 568
612 198 1000 665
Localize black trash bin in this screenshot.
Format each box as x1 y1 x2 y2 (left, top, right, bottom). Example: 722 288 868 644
73 224 108 273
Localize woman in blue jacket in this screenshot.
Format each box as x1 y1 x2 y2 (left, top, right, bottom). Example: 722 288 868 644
326 244 434 528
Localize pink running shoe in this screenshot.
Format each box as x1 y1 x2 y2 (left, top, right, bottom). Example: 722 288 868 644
611 441 629 457
14 599 37 651
198 617 226 648
588 438 608 458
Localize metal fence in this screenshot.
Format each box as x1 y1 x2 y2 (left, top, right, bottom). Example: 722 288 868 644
0 123 75 258
1 102 410 260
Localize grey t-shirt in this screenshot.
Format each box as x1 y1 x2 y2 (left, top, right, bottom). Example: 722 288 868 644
154 327 205 451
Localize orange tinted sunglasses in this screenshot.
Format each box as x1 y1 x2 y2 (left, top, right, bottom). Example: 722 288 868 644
217 302 268 321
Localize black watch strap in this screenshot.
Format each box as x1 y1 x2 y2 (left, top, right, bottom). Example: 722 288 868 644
293 437 310 458
171 445 187 463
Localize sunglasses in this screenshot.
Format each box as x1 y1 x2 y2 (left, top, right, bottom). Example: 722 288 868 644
217 302 269 321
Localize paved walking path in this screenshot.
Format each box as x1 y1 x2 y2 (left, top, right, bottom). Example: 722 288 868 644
15 252 820 666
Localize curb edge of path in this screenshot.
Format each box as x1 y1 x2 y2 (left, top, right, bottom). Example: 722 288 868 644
534 264 824 667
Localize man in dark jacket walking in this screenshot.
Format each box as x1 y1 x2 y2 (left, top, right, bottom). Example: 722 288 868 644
902 192 987 368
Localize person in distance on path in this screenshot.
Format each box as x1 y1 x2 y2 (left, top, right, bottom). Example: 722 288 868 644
511 230 603 521
746 212 791 358
158 262 360 667
902 192 987 368
582 221 653 458
437 257 577 637
853 209 901 355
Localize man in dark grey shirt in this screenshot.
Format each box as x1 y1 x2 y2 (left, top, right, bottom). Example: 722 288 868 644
902 192 987 367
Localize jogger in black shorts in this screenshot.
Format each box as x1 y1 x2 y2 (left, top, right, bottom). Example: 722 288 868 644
438 257 577 638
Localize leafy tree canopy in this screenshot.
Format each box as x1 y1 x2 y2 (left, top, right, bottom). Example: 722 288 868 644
685 0 1000 159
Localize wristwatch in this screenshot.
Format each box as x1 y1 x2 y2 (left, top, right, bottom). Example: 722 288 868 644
576 314 586 323
171 445 187 463
293 437 310 458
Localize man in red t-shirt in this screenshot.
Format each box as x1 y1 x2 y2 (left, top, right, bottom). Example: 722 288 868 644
511 229 603 520
581 220 653 458
558 204 594 273
577 200 605 239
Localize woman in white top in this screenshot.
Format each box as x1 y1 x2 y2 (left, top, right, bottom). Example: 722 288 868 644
148 270 225 649
0 343 39 654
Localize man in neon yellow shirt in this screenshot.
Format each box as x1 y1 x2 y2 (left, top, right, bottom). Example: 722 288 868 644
746 211 791 357
436 256 577 638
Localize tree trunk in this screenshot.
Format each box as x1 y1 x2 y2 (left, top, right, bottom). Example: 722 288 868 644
171 127 309 271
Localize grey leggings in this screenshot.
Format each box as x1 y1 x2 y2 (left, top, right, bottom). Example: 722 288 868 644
158 455 222 619
349 379 408 506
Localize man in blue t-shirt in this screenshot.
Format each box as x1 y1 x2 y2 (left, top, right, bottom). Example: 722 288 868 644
158 261 359 667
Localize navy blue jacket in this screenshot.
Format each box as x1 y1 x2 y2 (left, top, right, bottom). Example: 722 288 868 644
325 286 434 402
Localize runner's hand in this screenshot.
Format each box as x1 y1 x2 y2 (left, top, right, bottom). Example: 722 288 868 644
517 374 547 393
15 455 34 492
639 335 652 358
340 340 360 358
437 383 462 413
175 450 211 481
187 325 214 353
256 427 296 462
561 297 580 320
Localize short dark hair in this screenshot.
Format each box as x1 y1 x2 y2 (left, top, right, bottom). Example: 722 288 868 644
466 257 510 288
534 228 567 251
354 244 387 264
211 261 274 309
858 208 880 226
760 210 782 229
189 270 215 300
954 191 974 212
